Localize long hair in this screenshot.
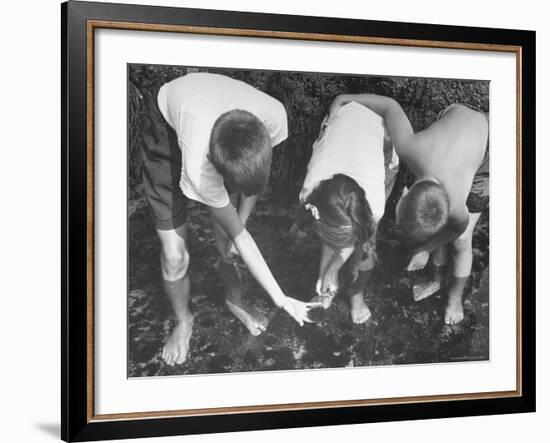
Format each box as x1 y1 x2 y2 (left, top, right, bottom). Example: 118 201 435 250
294 174 376 280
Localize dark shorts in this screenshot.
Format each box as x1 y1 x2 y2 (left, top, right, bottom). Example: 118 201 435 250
438 103 490 214
141 90 188 231
466 146 489 213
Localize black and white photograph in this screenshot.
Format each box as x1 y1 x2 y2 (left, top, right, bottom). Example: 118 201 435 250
1 0 543 440
127 64 490 377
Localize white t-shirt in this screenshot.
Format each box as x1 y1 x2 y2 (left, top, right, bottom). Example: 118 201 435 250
157 73 288 208
301 101 397 221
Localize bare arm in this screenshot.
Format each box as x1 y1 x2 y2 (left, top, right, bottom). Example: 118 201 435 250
319 246 356 295
419 213 469 255
316 243 336 295
319 243 336 276
329 94 414 149
209 203 284 304
209 203 318 324
406 214 469 271
232 229 288 306
225 193 259 258
237 193 258 225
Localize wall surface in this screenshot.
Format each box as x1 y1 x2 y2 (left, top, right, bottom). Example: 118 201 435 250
0 0 546 442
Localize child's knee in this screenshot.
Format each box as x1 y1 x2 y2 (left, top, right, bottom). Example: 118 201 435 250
161 245 190 280
452 232 472 253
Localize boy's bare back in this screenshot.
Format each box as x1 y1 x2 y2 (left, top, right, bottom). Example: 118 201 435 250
399 104 488 219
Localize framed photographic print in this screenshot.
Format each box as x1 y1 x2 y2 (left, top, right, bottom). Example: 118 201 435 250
61 1 536 441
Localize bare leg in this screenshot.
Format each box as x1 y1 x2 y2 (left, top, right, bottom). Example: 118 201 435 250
413 246 447 301
210 215 268 336
157 225 194 366
348 255 374 324
446 212 482 324
311 243 337 309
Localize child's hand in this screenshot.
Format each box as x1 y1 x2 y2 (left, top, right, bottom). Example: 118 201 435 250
320 269 339 295
281 297 321 326
225 240 240 261
406 250 430 271
315 277 323 296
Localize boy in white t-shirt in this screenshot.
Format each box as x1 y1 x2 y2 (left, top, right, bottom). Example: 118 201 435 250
143 73 318 365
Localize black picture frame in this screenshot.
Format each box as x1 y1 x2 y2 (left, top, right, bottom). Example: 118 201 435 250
62 1 536 441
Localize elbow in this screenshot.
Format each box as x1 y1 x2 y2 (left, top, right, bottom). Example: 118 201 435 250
385 98 401 115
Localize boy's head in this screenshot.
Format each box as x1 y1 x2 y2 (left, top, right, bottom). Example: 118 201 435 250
395 179 450 247
209 109 272 196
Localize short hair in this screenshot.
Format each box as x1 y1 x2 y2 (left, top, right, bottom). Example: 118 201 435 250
209 109 272 196
396 180 450 247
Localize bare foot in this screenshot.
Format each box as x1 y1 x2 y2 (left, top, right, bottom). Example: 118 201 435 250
310 293 336 310
413 280 441 301
162 314 194 366
445 296 464 325
350 292 371 324
225 298 268 336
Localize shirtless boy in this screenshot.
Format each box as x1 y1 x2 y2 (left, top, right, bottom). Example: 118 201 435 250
143 73 318 365
328 94 489 324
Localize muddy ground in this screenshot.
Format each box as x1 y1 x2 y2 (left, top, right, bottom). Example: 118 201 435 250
128 189 489 377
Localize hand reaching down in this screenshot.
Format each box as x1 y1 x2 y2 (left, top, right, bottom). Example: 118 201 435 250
406 250 430 271
319 268 339 296
315 277 323 296
224 240 240 262
281 297 322 326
